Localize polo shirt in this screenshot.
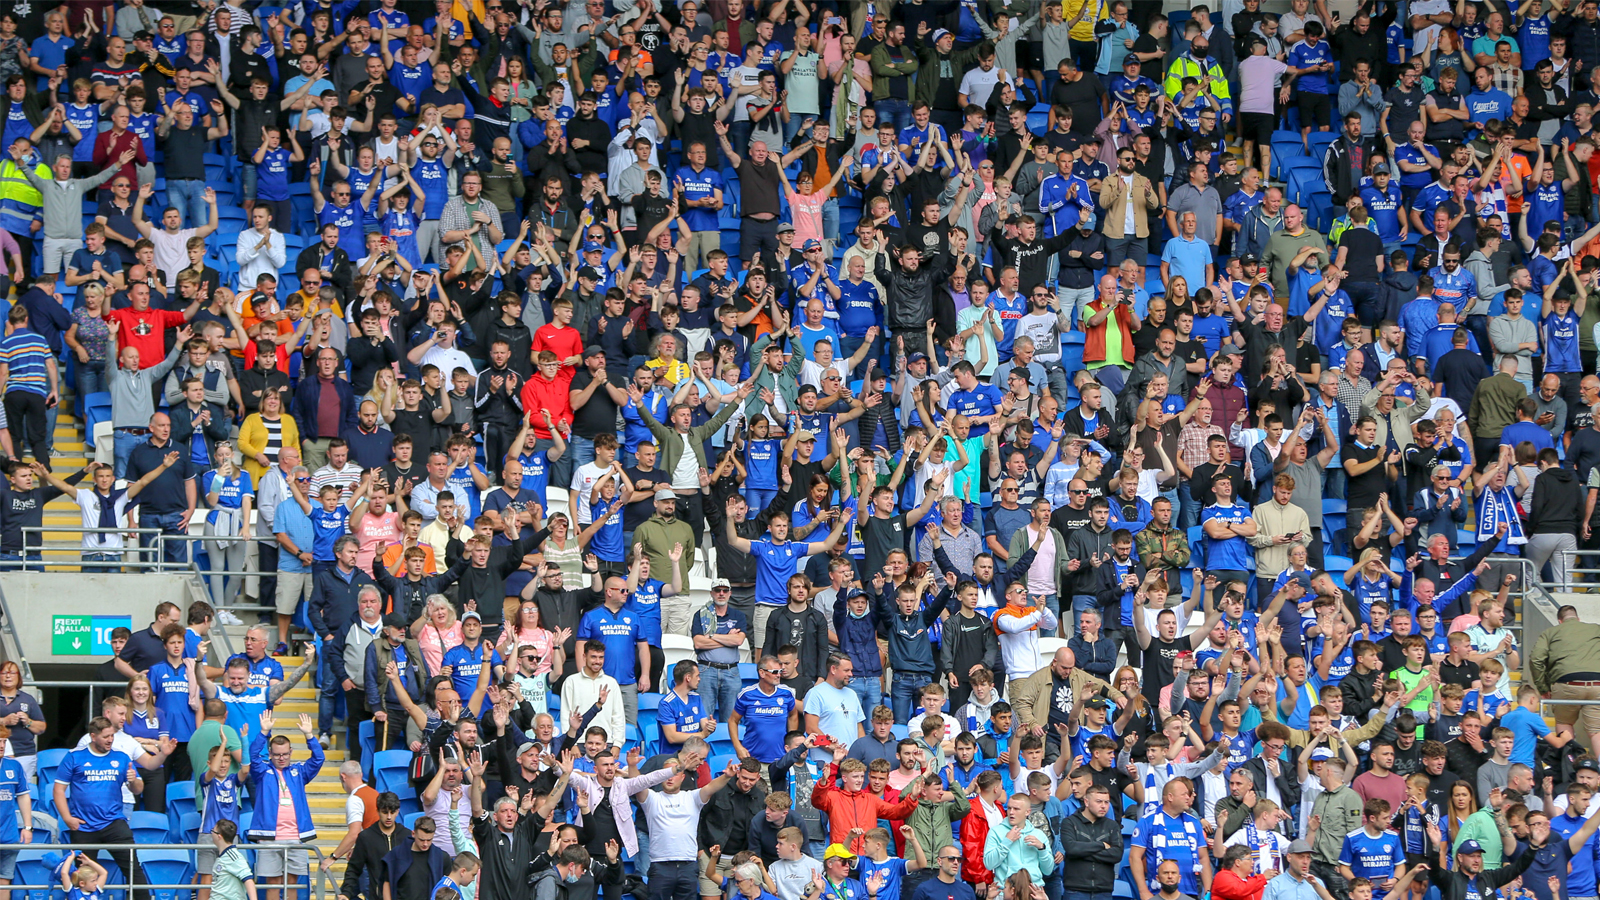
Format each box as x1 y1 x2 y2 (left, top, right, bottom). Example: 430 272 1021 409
117 624 168 674
947 383 1005 437
575 605 644 685
1201 502 1252 570
731 683 795 763
0 328 51 397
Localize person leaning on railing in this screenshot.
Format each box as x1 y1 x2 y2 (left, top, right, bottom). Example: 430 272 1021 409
1529 605 1600 755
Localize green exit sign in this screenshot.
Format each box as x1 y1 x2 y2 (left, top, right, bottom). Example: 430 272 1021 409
52 616 93 655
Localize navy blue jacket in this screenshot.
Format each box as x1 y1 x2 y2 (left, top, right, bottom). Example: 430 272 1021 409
309 564 379 640
873 586 954 676
380 840 449 900
832 598 885 677
292 374 357 441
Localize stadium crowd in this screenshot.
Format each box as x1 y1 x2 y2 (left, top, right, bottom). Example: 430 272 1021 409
9 2 1600 900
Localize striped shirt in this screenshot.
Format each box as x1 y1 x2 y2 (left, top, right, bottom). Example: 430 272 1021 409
0 328 52 396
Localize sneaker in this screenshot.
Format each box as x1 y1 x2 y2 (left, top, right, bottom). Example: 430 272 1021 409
217 609 244 625
274 641 290 657
318 733 331 749
48 447 61 458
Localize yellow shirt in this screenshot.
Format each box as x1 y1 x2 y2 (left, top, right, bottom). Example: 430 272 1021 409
645 357 692 386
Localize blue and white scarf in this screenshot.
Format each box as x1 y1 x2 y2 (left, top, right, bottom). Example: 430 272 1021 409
1475 484 1527 547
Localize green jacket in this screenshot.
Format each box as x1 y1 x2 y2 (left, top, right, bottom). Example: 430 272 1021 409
638 398 743 479
1006 524 1070 598
869 42 921 103
906 791 971 858
912 40 989 109
633 512 697 587
743 332 803 421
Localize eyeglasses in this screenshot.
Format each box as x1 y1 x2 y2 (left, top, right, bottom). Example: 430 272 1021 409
761 668 782 675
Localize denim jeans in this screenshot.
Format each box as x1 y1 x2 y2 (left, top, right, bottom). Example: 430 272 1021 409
891 672 932 723
1071 594 1099 636
166 179 209 230
76 365 107 403
568 434 595 471
876 98 914 134
113 429 144 480
317 646 341 735
744 487 779 519
699 664 742 723
1177 481 1201 529
849 675 883 716
647 859 697 900
139 509 190 566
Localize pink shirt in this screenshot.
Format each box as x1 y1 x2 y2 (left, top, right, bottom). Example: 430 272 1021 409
418 621 463 675
274 772 299 839
788 189 827 245
1025 525 1056 596
355 511 401 572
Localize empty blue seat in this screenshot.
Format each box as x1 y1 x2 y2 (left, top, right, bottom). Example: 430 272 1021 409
130 810 170 846
373 749 411 794
139 849 195 900
36 748 67 788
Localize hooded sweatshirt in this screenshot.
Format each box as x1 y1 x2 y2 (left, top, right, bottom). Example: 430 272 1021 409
1530 465 1584 534
982 818 1055 883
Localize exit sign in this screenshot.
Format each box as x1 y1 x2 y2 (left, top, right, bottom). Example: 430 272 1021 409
52 615 132 656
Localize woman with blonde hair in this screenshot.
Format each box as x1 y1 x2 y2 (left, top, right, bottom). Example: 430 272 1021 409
538 512 583 577
123 677 167 811
412 594 463 676
65 281 112 401
362 367 399 427
204 441 255 609
238 388 300 483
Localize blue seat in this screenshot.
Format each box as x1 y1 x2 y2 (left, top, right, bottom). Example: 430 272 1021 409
394 784 421 816
14 850 58 900
891 724 908 739
636 692 662 712
139 849 195 900
1308 131 1339 158
359 720 377 778
373 749 412 794
1322 498 1348 515
402 812 426 830
36 748 68 788
173 811 201 845
709 754 736 774
738 663 758 685
130 810 170 846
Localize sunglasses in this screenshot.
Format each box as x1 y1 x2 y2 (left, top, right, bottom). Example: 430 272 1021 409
761 668 782 675
1070 488 1089 494
296 477 311 483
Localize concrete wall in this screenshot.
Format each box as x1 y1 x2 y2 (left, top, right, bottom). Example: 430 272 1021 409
0 572 203 666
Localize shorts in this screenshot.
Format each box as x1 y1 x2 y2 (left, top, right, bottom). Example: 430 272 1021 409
697 851 732 896
1297 91 1331 129
197 836 218 874
241 165 259 200
253 841 310 877
275 570 313 616
0 848 17 880
1240 111 1276 146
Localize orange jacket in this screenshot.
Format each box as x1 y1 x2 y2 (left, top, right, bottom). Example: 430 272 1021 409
810 764 922 855
1212 869 1271 900
1082 298 1136 367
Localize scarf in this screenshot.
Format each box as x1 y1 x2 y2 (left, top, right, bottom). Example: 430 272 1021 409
1241 818 1281 874
94 488 126 544
1475 484 1527 546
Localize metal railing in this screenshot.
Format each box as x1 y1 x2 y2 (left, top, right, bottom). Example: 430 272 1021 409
1553 549 1600 593
0 842 332 900
16 526 166 572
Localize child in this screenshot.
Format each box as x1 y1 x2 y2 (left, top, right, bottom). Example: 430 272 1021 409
1389 636 1434 720
1338 799 1403 891
1502 683 1574 766
1023 771 1065 893
296 477 370 573
741 417 783 519
507 410 568 506
1464 661 1509 719
205 820 254 900
974 702 1013 768
1218 797 1292 873
1009 733 1068 798
856 826 925 900
1393 774 1434 871
1426 683 1467 744
434 852 481 900
579 464 635 575
61 852 108 900
914 715 949 771
1067 696 1120 765
954 667 1001 733
1131 733 1224 816
907 684 955 745
198 738 242 898
444 370 478 444
444 434 489 520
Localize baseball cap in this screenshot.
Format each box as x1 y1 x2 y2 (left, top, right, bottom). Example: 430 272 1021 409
462 610 482 622
382 613 409 629
823 844 857 861
1287 840 1314 854
1310 747 1334 760
794 429 817 442
932 28 952 42
584 345 605 359
841 587 865 602
1457 841 1485 855
1084 697 1109 710
578 266 604 281
908 352 929 364
777 222 796 234
1373 163 1391 175
654 488 677 501
516 741 539 757
582 241 605 253
802 238 823 251
1578 758 1600 774
1241 253 1260 266
710 577 732 589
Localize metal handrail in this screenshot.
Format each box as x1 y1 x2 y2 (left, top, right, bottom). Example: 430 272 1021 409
0 579 34 685
16 526 167 571
0 842 330 900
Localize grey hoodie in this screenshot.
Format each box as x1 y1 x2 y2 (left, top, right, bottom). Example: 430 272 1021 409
1463 249 1508 313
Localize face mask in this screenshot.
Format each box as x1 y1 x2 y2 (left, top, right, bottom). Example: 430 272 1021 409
849 608 868 619
1192 46 1208 59
562 871 582 885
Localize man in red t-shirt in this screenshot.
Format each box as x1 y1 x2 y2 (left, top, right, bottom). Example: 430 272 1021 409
530 297 584 376
106 283 198 368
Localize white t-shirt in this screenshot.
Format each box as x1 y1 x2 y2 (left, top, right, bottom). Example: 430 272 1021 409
770 857 824 900
800 359 850 390
959 66 1007 108
345 790 365 826
640 789 707 862
571 461 609 524
150 228 198 288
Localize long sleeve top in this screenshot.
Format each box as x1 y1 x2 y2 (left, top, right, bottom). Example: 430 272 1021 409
983 821 1055 883
22 165 119 239
235 228 287 292
567 766 676 857
109 343 182 428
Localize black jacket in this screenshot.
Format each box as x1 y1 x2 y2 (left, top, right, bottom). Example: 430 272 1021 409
380 839 449 900
310 565 382 641
473 809 546 900
295 243 355 304
532 584 604 682
1057 809 1124 893
168 402 231 465
762 606 832 685
370 556 470 622
1428 842 1532 900
446 536 535 628
1093 554 1148 619
1530 466 1583 534
876 250 957 333
706 492 776 586
987 227 1076 294
340 822 411 900
939 607 1002 683
1338 667 1384 722
1323 134 1385 205
699 781 769 852
1236 755 1298 810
